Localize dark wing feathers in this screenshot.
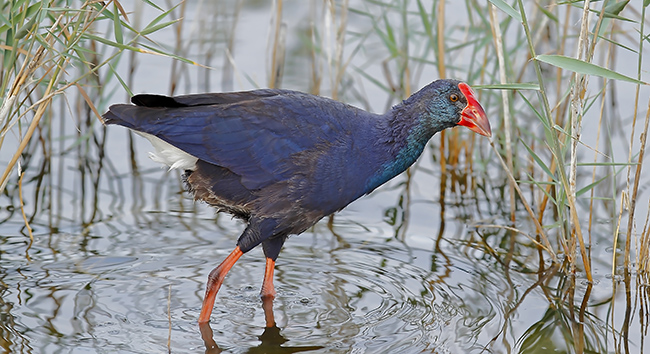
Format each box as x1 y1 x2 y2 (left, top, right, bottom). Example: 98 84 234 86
103 90 377 192
131 89 291 108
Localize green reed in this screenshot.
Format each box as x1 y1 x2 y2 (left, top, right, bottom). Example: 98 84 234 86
0 1 185 195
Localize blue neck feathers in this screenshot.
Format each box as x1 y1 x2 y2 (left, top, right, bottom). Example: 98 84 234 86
362 80 461 194
364 105 438 191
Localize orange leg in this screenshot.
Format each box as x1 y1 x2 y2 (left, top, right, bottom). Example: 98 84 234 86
260 257 276 299
198 246 244 323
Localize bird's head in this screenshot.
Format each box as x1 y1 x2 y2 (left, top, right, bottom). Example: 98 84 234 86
419 79 491 138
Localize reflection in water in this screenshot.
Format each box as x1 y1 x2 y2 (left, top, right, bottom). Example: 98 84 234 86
200 297 324 354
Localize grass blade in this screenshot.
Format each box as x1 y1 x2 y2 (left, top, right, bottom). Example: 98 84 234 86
474 83 540 90
536 54 647 85
488 0 522 22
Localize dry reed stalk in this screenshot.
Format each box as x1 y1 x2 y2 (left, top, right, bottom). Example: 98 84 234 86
640 200 650 272
436 0 445 79
222 0 244 92
18 166 33 260
488 4 516 224
626 96 650 270
0 15 64 194
268 0 284 89
613 190 627 275
576 0 609 267
308 2 321 95
490 141 557 262
566 0 592 279
436 0 449 201
624 3 649 274
169 0 187 95
332 0 349 100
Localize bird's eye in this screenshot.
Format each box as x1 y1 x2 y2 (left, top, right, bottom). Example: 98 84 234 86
449 94 459 102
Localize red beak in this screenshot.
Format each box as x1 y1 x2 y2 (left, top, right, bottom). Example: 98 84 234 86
457 82 491 137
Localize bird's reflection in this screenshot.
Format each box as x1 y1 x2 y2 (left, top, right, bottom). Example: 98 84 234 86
200 296 324 354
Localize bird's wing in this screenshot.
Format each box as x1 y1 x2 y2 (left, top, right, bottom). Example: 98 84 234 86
103 90 366 190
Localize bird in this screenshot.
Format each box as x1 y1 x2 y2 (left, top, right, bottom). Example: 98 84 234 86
102 79 491 324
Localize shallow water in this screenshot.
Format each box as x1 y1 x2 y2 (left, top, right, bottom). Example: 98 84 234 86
1 1 648 353
1 145 634 353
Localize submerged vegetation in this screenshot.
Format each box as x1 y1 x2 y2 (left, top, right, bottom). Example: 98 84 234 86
1 0 649 352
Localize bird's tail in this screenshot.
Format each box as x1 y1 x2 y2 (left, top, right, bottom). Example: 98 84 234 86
101 104 140 129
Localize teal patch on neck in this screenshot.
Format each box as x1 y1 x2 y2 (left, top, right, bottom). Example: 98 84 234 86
365 125 430 192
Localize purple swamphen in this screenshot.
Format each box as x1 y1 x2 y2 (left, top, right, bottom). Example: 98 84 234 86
102 79 491 323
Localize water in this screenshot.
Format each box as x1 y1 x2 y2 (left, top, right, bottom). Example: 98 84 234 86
1 1 648 353
1 153 626 352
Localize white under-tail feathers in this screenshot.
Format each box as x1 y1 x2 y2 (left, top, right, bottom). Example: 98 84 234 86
136 131 198 171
